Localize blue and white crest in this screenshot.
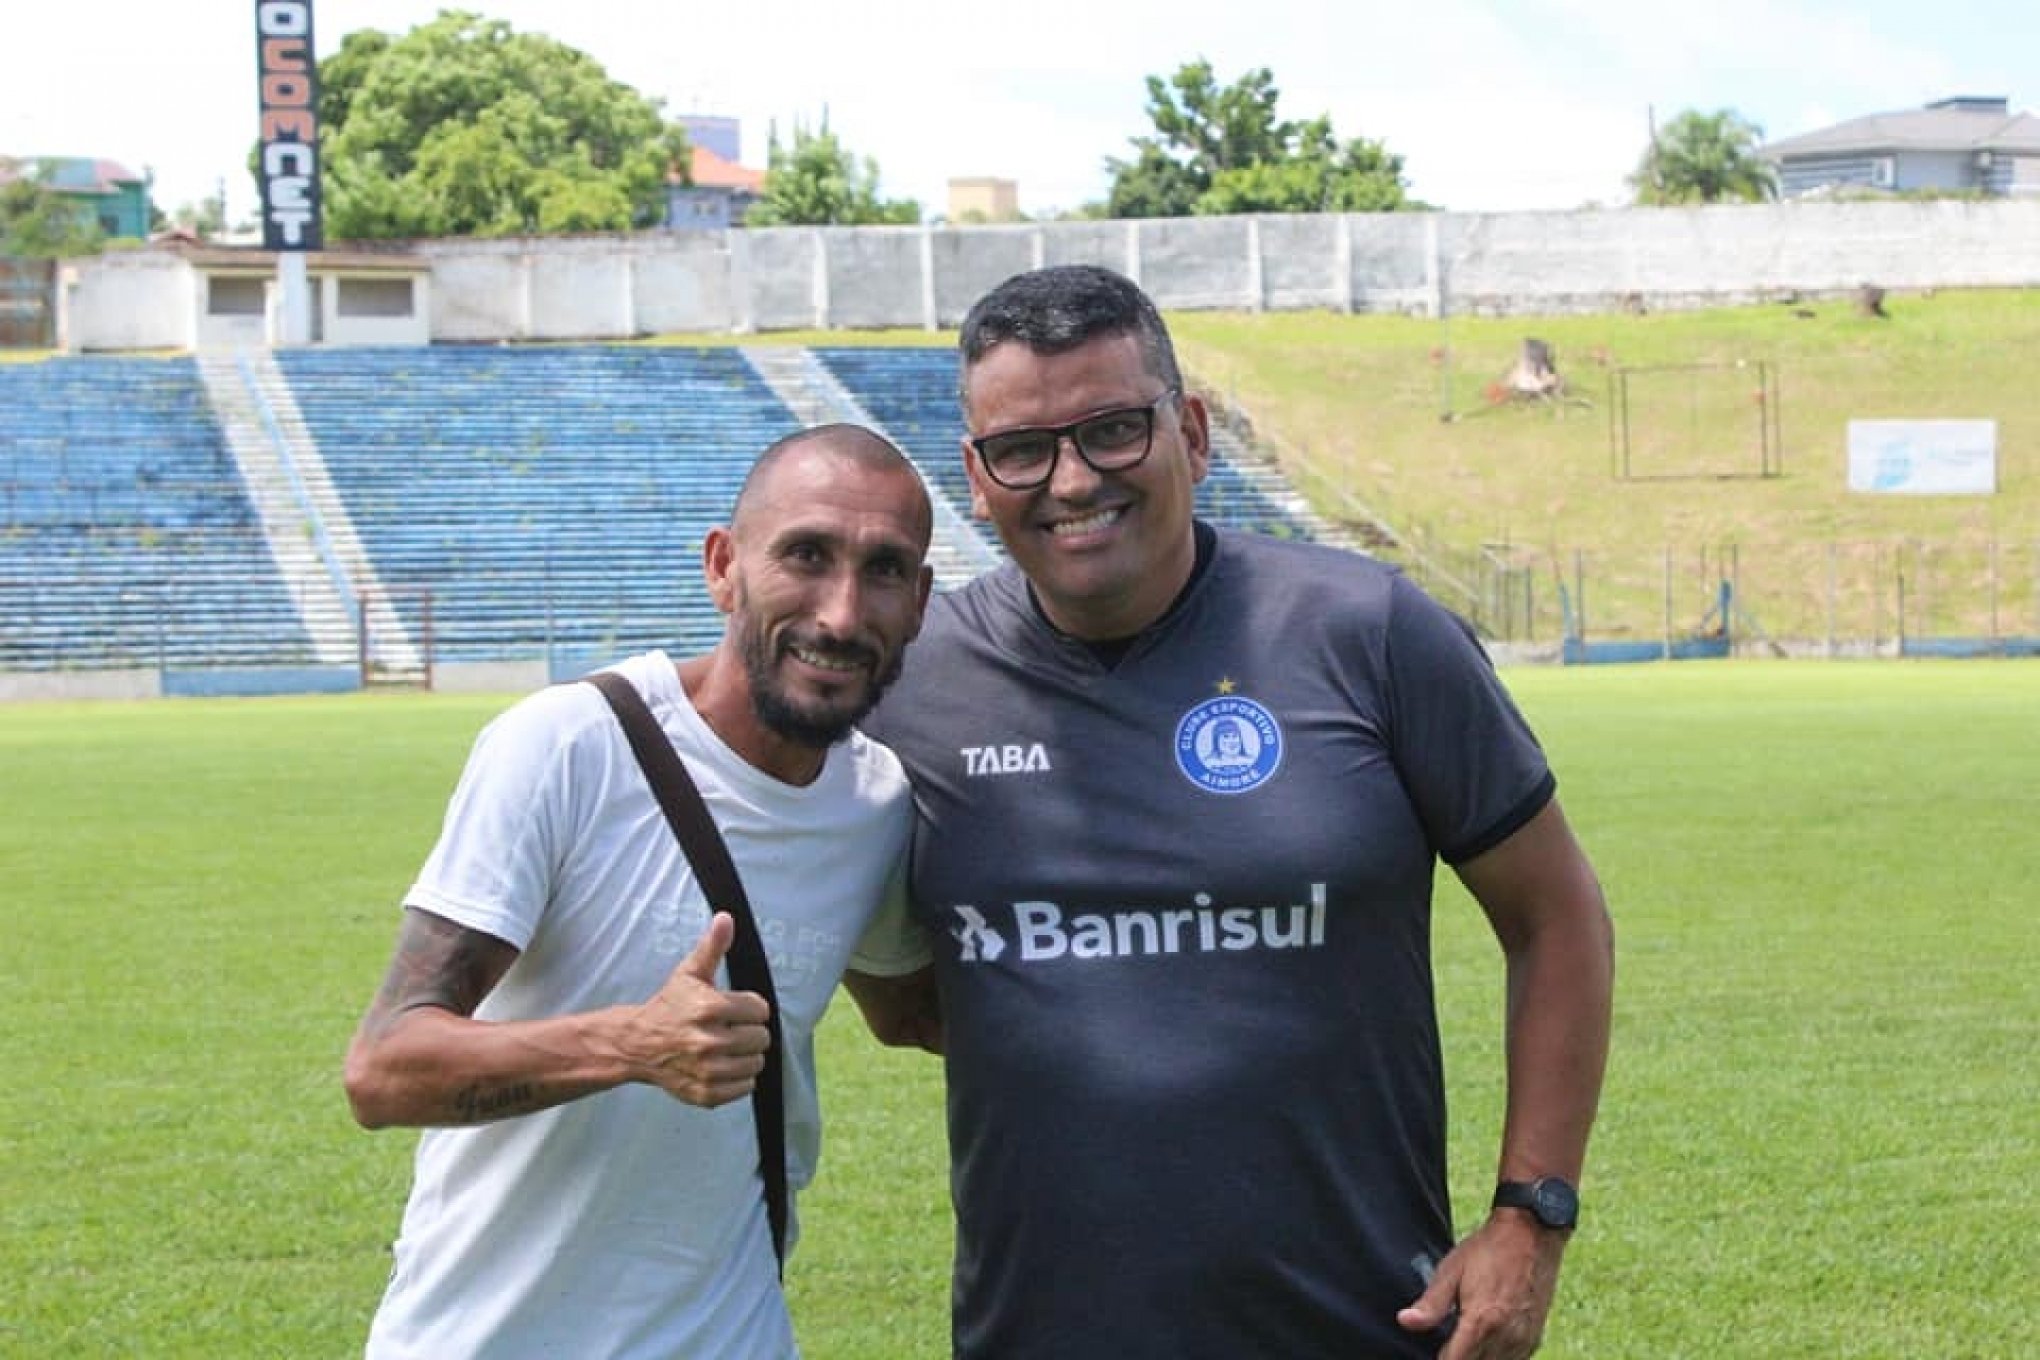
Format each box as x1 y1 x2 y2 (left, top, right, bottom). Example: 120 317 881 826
1174 695 1283 794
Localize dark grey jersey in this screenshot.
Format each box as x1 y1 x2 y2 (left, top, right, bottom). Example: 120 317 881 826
861 526 1554 1360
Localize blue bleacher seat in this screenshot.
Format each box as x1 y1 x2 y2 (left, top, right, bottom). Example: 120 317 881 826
5 344 1328 679
277 346 805 664
0 357 316 670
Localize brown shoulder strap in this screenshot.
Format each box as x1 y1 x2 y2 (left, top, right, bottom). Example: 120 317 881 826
583 670 789 1274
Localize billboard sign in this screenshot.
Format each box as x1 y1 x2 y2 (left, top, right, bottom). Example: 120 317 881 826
255 1 322 251
1847 419 1997 495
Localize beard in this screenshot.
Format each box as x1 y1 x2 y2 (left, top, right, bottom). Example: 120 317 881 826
739 616 903 749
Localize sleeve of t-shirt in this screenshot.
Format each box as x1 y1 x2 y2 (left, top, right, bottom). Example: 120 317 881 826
847 849 934 976
403 688 582 951
1381 573 1556 865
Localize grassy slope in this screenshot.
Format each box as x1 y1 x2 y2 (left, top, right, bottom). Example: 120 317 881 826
1171 289 2040 551
638 290 2040 640
1171 290 2040 638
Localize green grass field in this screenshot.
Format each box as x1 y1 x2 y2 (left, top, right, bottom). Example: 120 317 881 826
3 661 2034 1357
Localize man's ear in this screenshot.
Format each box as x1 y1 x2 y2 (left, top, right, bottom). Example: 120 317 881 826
703 526 737 614
961 438 992 520
907 563 934 641
1179 392 1213 485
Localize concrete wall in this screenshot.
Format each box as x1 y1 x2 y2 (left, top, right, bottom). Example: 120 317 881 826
0 668 161 702
435 659 547 694
63 251 193 350
59 252 432 350
1432 200 2040 314
317 274 432 347
197 297 268 349
405 198 2040 334
2 658 551 702
55 199 2040 352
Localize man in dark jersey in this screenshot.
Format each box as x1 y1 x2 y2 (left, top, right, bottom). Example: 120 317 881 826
848 264 1613 1360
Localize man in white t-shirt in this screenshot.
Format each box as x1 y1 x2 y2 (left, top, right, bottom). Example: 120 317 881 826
344 424 934 1360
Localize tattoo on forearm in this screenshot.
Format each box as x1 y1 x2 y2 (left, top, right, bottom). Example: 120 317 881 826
452 1080 539 1124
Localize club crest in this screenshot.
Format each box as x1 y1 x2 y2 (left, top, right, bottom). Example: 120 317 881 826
1174 694 1283 794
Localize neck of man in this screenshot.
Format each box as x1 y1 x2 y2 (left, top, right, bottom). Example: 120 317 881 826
676 654 827 787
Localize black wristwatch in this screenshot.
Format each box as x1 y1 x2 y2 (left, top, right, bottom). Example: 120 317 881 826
1492 1177 1579 1231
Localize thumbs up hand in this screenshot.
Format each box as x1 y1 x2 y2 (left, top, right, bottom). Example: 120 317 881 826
622 912 773 1107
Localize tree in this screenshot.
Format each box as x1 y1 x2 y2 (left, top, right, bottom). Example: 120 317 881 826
317 11 690 239
1106 60 1410 218
1199 116 1412 215
165 190 227 239
1631 109 1777 206
745 119 919 227
0 165 106 257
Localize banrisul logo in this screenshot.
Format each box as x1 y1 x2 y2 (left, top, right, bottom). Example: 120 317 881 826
1175 690 1282 794
951 905 1007 962
947 885 1327 964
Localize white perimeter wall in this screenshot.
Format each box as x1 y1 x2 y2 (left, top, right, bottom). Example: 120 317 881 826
63 252 195 350
58 199 2040 351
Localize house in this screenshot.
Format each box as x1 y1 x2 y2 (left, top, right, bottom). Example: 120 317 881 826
0 155 154 238
1760 96 2040 199
948 177 1022 223
665 115 765 229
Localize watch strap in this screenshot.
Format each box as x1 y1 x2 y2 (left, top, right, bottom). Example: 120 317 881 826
1492 1176 1579 1230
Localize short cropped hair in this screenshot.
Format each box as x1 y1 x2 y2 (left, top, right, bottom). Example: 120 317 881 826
732 423 929 544
956 265 1183 411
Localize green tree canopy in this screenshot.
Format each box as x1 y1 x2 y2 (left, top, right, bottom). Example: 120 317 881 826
0 166 106 257
1106 60 1412 217
744 120 919 227
317 11 689 239
1631 108 1777 205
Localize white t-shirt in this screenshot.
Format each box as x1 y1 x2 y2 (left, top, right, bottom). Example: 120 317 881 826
365 651 914 1360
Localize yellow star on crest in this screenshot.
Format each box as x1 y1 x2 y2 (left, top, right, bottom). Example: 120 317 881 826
1215 677 1237 695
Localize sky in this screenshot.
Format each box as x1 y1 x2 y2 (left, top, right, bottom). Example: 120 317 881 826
4 0 2035 227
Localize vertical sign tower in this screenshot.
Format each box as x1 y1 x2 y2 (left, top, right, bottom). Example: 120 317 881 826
255 1 321 344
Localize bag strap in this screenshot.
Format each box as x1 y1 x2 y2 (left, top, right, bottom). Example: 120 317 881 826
583 670 789 1275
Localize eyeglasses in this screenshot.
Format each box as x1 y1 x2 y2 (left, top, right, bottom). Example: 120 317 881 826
969 388 1180 490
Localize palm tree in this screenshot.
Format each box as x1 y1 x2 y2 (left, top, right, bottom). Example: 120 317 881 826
1631 109 1777 205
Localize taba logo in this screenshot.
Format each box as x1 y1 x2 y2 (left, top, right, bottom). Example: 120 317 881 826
961 743 1051 776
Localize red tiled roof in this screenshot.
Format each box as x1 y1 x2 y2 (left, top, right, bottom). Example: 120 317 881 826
0 156 143 192
687 145 764 192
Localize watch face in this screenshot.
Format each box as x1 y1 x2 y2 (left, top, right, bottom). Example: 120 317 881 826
1533 1178 1580 1228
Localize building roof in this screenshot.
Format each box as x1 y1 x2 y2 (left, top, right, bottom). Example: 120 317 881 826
1761 97 2040 159
160 241 428 273
684 145 765 192
0 156 145 193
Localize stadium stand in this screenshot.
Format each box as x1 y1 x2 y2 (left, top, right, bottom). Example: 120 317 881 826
737 346 1001 587
6 344 1358 686
274 346 803 672
0 357 315 670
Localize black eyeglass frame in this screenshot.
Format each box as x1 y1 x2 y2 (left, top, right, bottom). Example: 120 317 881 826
967 387 1182 490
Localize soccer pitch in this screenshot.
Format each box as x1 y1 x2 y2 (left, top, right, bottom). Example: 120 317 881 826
2 660 2033 1358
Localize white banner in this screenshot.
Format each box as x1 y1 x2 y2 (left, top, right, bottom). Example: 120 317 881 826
1847 419 1998 495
